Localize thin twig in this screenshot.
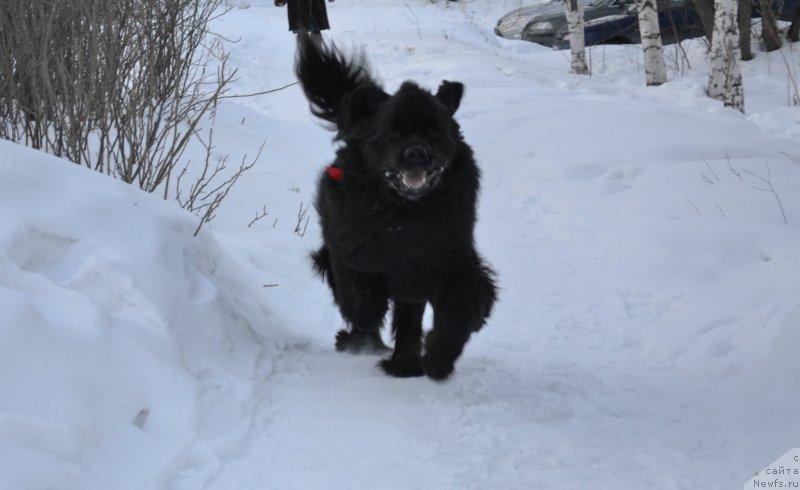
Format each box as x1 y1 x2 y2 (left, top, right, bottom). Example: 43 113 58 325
249 205 270 228
701 155 720 182
726 155 743 180
743 163 788 224
219 81 299 99
685 196 702 216
294 201 311 237
781 152 800 165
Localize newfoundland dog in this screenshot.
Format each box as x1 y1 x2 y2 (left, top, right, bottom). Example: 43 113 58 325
295 32 496 380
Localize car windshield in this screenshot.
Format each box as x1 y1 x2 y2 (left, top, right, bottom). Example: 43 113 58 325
585 0 623 6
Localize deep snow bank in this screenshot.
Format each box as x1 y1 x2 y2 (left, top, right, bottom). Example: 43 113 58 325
0 140 275 490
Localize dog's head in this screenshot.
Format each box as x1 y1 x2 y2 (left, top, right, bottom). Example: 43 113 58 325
341 80 464 201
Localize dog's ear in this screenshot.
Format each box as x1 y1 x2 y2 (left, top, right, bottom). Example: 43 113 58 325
340 84 389 131
435 81 464 115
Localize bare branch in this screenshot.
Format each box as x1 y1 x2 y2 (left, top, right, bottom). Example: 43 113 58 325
685 196 702 216
782 152 800 165
701 155 721 182
726 155 743 181
743 163 788 224
294 201 311 237
248 205 270 228
219 81 300 99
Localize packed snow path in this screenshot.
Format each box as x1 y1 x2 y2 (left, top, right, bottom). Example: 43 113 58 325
2 1 800 489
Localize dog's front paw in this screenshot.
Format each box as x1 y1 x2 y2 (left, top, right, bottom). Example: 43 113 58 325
379 354 424 378
422 330 460 380
335 328 391 354
422 353 455 380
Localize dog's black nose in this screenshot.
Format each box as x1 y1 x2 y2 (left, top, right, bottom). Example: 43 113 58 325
403 144 431 167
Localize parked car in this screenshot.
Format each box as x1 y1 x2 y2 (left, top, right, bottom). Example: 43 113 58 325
495 0 704 48
496 0 800 48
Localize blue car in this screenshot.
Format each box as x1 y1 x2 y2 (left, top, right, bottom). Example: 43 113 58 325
496 0 800 48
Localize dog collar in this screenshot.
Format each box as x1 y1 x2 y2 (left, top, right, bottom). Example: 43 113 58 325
326 165 343 182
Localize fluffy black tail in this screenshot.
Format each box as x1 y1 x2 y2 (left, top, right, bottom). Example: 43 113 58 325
294 32 375 128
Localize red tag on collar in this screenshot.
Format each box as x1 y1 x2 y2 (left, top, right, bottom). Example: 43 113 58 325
326 166 343 181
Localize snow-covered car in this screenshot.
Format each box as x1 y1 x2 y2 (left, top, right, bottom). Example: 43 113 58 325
495 0 704 48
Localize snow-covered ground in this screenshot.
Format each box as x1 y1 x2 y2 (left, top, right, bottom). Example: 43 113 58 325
2 1 800 488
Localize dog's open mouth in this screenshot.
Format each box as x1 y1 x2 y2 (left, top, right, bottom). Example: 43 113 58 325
385 165 446 199
401 168 427 189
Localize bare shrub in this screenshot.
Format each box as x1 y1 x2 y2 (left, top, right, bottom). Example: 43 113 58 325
0 0 253 231
176 108 264 236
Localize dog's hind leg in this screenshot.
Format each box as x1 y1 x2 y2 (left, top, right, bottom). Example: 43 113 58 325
329 261 391 354
379 301 425 377
311 246 335 290
424 260 497 380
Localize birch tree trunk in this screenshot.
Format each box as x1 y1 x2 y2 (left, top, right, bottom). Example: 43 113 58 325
707 0 744 112
636 0 667 86
564 0 589 75
691 0 753 61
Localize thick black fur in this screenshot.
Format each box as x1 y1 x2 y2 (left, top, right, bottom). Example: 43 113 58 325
295 33 497 380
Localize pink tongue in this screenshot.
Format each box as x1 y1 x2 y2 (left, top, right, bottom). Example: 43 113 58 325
401 169 427 189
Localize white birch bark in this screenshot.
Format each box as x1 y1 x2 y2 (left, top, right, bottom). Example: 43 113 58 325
636 0 667 86
707 0 744 112
564 0 589 75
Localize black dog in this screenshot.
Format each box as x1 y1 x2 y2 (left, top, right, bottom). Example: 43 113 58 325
295 33 496 380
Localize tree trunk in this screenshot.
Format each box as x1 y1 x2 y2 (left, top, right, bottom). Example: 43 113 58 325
758 0 782 51
738 0 752 61
694 0 753 61
564 0 589 75
690 0 715 41
637 0 667 85
707 0 744 112
789 11 800 42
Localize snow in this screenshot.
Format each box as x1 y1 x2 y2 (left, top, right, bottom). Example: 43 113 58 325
1 1 800 488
